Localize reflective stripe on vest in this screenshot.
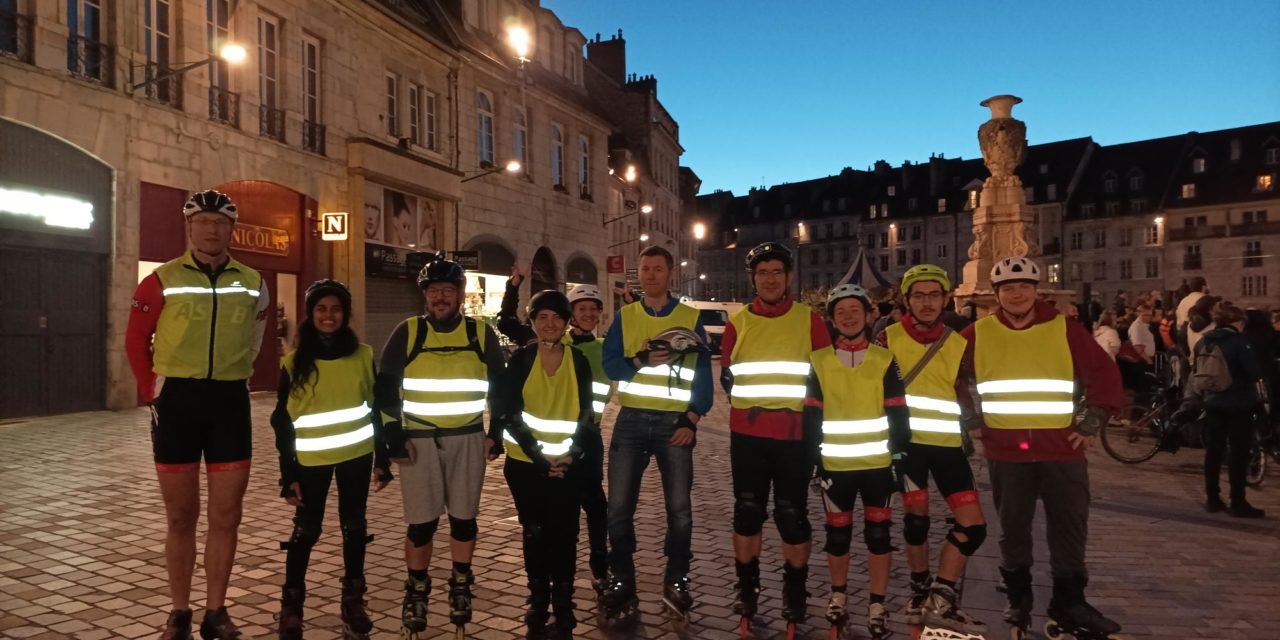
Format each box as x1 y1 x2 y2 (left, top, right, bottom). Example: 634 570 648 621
506 349 582 463
153 253 264 381
570 336 611 424
811 345 894 471
617 301 701 412
974 314 1075 430
283 345 377 466
727 303 815 412
884 322 967 447
401 317 489 430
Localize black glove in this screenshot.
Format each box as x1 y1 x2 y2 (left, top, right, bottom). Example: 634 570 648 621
278 455 301 498
676 411 698 432
890 452 908 488
383 420 410 459
633 348 655 368
720 367 735 394
1075 405 1110 437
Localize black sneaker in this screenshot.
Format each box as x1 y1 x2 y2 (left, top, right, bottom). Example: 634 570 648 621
1205 497 1227 513
1229 501 1265 518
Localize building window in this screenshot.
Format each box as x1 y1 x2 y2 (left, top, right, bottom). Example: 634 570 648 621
1119 228 1133 247
810 249 819 264
1184 244 1202 270
1144 257 1159 279
936 243 947 259
1119 259 1133 280
1046 184 1058 199
1243 210 1268 224
476 91 494 166
424 91 437 151
68 0 108 84
841 221 850 236
1257 174 1275 191
206 0 232 91
1079 203 1096 218
911 247 921 265
300 35 323 154
810 274 819 290
825 246 834 264
1143 224 1159 245
1267 148 1280 165
1242 275 1268 297
1023 186 1034 203
908 197 918 212
880 231 888 246
838 197 847 210
1245 240 1264 267
1130 199 1147 213
880 203 889 217
1069 262 1082 281
408 83 423 147
1181 183 1196 199
868 234 877 249
1039 163 1049 174
1093 229 1106 249
550 124 564 188
897 249 907 266
967 190 979 210
514 108 527 171
1185 215 1207 228
1093 260 1107 280
1105 201 1120 216
879 254 889 272
784 204 793 216
1069 230 1083 251
256 14 282 138
937 198 947 213
578 136 591 197
1103 175 1116 193
1191 157 1206 173
1129 173 1143 191
888 185 896 196
822 199 831 213
385 73 400 136
868 204 877 218
143 0 174 103
840 246 850 263
911 224 921 240
1048 262 1061 284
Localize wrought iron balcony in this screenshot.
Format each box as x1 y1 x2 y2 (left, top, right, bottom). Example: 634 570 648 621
0 8 31 62
67 35 114 87
209 86 240 127
302 120 326 155
259 104 285 142
137 62 183 108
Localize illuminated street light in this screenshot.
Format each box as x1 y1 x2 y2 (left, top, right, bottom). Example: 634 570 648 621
640 233 650 242
624 164 638 183
640 204 654 214
508 26 531 62
1154 216 1164 224
132 41 247 92
218 43 247 63
699 273 707 280
692 222 707 240
680 260 688 267
462 159 522 183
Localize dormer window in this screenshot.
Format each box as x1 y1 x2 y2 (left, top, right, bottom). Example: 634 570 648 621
1191 157 1206 174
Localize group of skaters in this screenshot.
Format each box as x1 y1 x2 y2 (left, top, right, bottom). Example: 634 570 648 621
128 189 1125 640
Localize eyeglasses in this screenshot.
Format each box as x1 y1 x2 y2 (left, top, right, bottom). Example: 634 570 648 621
908 291 946 302
190 217 233 229
754 269 786 279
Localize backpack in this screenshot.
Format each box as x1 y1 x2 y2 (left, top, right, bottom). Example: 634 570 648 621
1188 336 1232 395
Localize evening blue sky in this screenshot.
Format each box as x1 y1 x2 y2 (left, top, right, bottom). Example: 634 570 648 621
544 0 1280 195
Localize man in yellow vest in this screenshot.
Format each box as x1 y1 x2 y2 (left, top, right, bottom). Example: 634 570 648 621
599 245 713 626
719 242 831 632
125 189 269 640
958 257 1124 640
878 264 986 637
807 284 910 640
375 254 506 639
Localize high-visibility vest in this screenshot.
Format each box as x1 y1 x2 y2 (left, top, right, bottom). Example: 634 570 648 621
153 252 264 380
568 335 611 422
811 345 894 471
727 303 814 412
616 301 700 412
885 322 967 447
974 314 1075 430
504 349 581 463
401 317 489 430
282 344 376 466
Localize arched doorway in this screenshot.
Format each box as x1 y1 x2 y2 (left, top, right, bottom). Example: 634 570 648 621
0 118 113 418
461 236 517 320
565 254 598 287
531 246 558 293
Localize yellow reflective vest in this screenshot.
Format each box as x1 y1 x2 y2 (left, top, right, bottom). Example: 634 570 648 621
884 322 967 448
974 314 1075 430
811 345 894 471
504 349 582 463
616 301 700 412
727 303 814 412
568 336 611 423
153 252 264 380
400 317 489 431
282 345 376 466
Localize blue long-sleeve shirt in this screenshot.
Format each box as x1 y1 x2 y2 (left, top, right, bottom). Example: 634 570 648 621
603 295 714 416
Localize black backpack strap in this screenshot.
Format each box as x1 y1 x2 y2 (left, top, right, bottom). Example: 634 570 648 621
407 316 430 364
465 317 485 363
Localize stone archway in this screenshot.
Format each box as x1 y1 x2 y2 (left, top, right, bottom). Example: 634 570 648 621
531 246 558 292
463 235 517 277
565 253 598 286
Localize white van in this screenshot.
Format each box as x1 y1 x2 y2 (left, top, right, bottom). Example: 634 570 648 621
681 299 745 355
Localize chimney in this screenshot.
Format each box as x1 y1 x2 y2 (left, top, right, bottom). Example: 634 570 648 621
901 160 912 192
929 154 948 197
586 29 627 84
873 160 890 176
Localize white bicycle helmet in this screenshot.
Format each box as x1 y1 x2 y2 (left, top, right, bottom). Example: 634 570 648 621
567 283 604 307
990 257 1041 286
827 283 872 315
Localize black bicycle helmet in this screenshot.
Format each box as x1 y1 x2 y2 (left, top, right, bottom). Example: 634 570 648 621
416 251 465 289
304 278 352 311
745 241 794 272
528 290 572 322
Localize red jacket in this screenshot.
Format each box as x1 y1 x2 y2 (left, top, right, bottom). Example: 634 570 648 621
721 296 831 440
958 300 1123 462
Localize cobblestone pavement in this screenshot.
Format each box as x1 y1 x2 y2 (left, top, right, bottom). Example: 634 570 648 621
2 364 1278 639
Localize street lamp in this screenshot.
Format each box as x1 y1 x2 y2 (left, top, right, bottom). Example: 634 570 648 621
507 26 531 62
639 233 650 242
680 260 688 267
131 42 247 92
462 160 522 183
692 222 706 240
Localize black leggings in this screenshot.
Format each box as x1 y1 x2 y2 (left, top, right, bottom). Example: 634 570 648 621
505 458 582 584
1203 407 1253 504
579 427 609 579
285 454 373 588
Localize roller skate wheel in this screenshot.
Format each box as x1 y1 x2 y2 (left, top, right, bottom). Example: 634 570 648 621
1043 620 1064 639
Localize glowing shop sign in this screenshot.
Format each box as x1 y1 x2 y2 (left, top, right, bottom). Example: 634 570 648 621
0 186 94 229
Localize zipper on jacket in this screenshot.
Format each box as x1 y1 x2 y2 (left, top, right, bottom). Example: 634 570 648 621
206 270 219 379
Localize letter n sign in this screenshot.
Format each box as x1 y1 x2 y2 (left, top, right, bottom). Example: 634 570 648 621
321 212 349 241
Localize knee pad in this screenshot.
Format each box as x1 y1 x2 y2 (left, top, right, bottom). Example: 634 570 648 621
733 494 767 537
281 518 321 551
903 512 931 546
773 500 812 545
946 522 987 557
407 519 439 547
823 523 854 557
341 518 372 545
864 519 894 556
449 516 478 542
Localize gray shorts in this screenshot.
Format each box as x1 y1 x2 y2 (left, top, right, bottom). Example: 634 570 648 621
398 430 488 524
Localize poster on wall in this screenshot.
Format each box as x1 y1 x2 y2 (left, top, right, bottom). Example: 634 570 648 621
364 182 443 279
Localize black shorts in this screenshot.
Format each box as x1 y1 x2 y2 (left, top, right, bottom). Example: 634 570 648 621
730 432 812 511
899 442 977 506
151 378 252 471
820 468 895 516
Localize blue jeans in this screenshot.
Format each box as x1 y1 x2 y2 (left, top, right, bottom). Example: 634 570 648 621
607 407 694 583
